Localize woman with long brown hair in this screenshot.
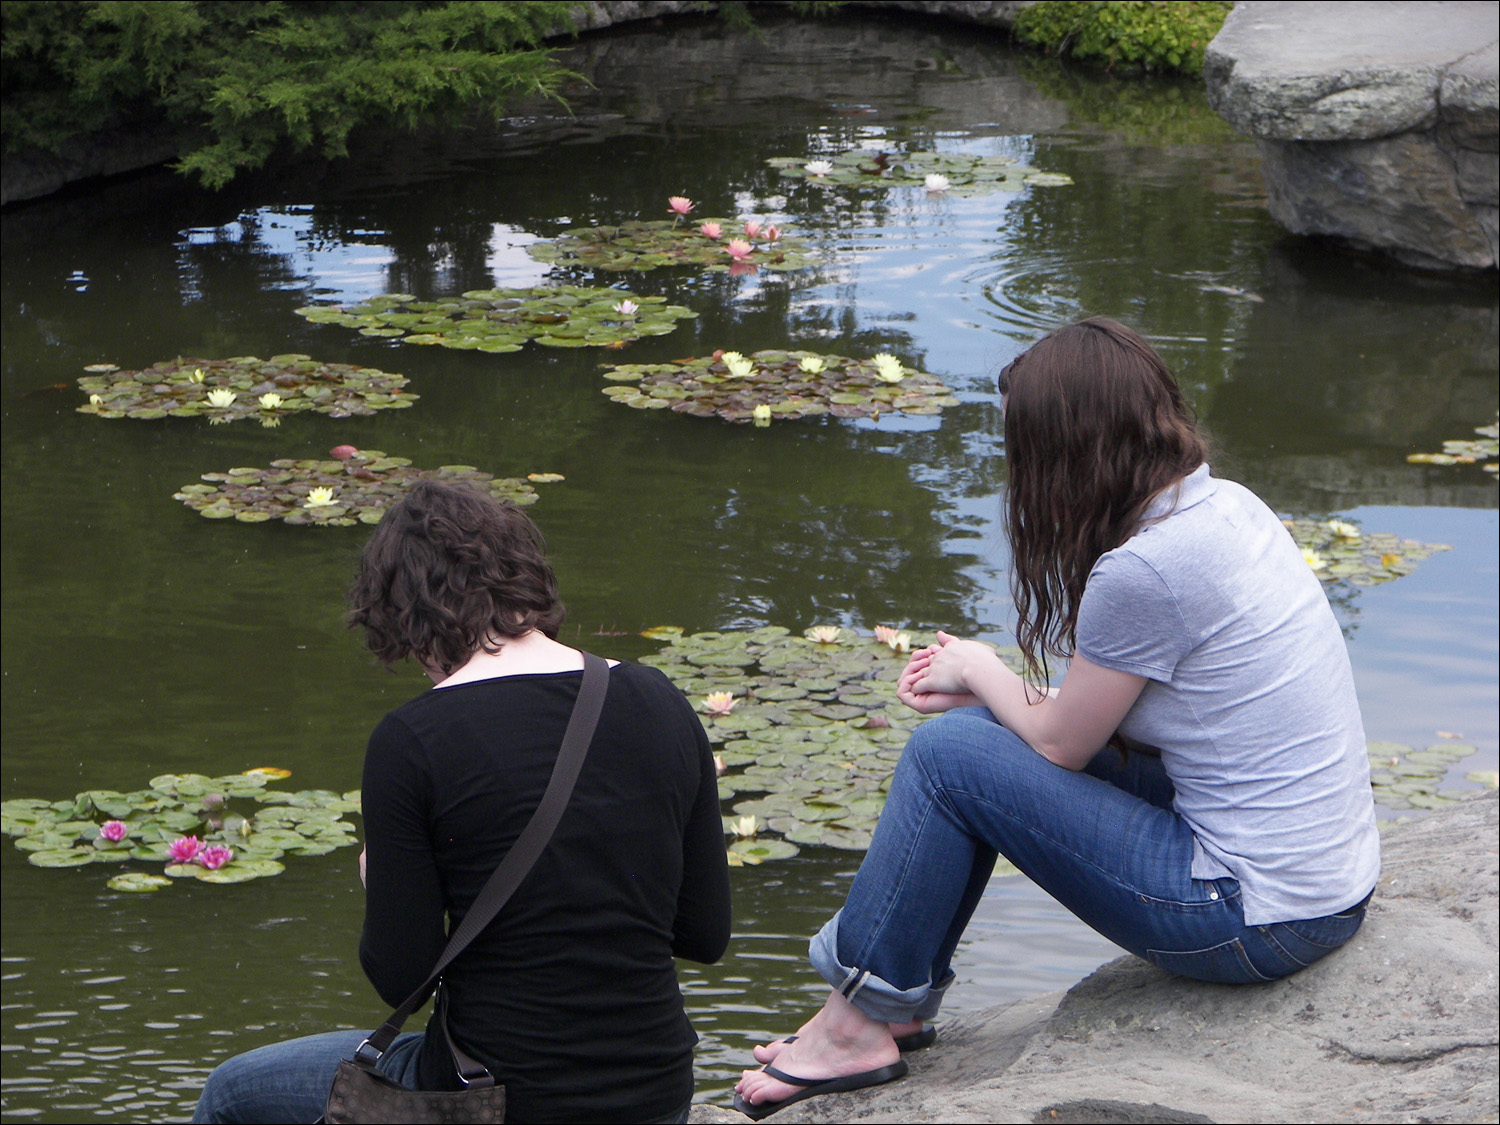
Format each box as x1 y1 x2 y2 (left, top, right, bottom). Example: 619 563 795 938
735 318 1379 1119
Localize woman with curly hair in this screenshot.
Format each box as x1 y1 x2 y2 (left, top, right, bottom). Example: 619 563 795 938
196 481 729 1124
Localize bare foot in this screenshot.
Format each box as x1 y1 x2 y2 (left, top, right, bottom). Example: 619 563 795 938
751 1017 924 1064
736 991 900 1108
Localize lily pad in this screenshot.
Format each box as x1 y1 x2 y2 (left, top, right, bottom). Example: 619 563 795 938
175 447 561 526
600 350 957 425
767 149 1073 196
644 625 1021 865
4 769 361 893
295 286 695 351
27 848 97 867
528 220 816 274
1406 419 1499 472
77 356 414 423
106 872 174 892
1282 517 1452 590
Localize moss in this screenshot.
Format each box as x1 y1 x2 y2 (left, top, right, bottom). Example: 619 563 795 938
1013 1 1234 77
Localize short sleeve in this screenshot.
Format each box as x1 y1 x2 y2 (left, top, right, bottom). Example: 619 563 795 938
1076 549 1192 682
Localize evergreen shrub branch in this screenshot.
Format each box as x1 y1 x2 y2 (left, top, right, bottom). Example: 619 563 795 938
1013 1 1234 77
2 0 575 188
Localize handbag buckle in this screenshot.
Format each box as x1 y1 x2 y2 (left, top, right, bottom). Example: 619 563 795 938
353 1038 382 1067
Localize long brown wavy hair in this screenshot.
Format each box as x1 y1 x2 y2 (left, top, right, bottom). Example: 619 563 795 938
1001 318 1207 690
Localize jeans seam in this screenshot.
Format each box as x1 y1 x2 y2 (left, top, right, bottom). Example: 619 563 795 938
1256 925 1311 971
843 794 943 977
932 782 1210 909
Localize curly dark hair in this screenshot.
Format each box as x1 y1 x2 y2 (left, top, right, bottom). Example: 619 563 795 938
1000 317 1207 689
348 481 565 676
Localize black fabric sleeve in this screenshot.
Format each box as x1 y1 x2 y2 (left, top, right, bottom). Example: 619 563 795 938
668 696 732 964
358 712 448 1008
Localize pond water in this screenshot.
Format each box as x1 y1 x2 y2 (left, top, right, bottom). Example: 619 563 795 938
2 12 1496 1120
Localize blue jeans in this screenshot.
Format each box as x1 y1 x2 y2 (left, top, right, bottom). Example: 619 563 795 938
191 1028 695 1124
192 1029 425 1123
810 708 1369 1022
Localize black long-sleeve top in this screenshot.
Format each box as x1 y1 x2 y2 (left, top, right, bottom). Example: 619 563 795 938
358 661 731 1123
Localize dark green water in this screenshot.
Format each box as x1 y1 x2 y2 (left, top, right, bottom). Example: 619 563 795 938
3 13 1496 1120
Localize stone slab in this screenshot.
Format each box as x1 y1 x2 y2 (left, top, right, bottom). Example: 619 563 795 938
1205 1 1499 140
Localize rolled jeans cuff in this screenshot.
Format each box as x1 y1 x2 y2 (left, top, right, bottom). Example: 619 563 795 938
809 910 955 1024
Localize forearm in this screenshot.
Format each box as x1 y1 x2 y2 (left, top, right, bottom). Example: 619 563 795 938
962 659 1083 767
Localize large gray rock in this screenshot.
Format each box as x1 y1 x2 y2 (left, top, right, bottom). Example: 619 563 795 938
695 792 1499 1123
1204 2 1499 271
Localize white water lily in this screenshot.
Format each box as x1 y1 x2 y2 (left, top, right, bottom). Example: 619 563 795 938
805 625 842 644
304 487 338 509
88 393 103 406
258 392 284 410
205 388 237 408
733 815 759 838
613 299 639 317
871 353 905 383
804 160 834 177
189 368 206 384
798 356 826 374
1301 548 1328 571
704 690 736 715
1326 519 1360 539
726 356 756 379
924 173 950 192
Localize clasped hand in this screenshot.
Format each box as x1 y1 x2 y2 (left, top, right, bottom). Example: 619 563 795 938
896 631 997 714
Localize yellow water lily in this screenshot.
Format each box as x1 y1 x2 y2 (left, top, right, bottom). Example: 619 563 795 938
871 353 905 383
258 392 284 410
1326 519 1359 539
304 487 338 509
89 393 103 406
1301 548 1328 571
798 356 826 374
726 356 756 379
806 625 842 644
874 625 912 652
206 388 237 408
189 368 206 384
752 404 772 426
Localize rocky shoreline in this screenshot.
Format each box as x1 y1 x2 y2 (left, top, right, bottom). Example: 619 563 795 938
692 791 1499 1124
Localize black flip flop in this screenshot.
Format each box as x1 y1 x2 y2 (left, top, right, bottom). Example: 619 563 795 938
732 1060 908 1121
777 1026 937 1053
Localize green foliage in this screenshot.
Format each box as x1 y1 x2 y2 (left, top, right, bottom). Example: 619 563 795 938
2 1 573 188
1013 1 1233 76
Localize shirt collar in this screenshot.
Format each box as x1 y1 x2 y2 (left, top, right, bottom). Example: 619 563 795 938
1141 463 1215 523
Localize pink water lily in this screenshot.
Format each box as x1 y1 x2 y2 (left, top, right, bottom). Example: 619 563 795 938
99 820 128 843
699 221 722 239
764 225 781 243
668 195 695 216
725 239 754 261
168 836 203 864
200 845 234 871
744 220 763 239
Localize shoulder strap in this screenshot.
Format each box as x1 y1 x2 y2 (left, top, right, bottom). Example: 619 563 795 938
357 653 610 1073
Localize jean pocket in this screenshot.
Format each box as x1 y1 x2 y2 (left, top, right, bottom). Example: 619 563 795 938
1145 937 1272 984
1257 908 1365 970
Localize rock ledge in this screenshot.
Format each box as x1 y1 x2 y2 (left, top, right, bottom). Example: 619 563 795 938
1203 1 1499 271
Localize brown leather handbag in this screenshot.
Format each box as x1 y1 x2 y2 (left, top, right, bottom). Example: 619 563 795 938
323 654 610 1124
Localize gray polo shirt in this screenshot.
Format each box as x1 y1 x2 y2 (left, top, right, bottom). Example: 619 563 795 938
1076 465 1380 925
